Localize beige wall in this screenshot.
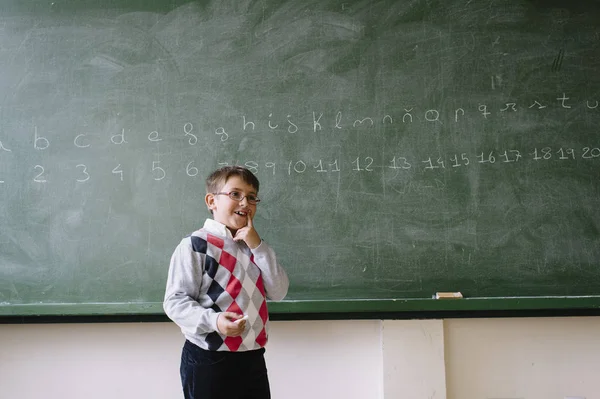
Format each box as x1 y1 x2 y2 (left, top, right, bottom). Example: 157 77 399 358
0 317 599 399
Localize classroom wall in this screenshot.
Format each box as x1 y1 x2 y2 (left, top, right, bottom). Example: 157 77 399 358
1 317 599 399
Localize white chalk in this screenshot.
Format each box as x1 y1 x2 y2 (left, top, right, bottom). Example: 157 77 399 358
434 292 463 299
234 315 249 324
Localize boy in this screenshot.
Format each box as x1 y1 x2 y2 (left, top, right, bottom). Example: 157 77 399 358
164 166 289 399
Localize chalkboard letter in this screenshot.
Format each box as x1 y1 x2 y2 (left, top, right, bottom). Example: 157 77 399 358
74 134 91 148
111 128 128 145
0 140 11 152
34 127 49 150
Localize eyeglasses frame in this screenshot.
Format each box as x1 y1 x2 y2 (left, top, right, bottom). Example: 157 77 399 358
212 191 261 204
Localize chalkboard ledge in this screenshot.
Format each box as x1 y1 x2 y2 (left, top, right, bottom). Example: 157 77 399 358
2 297 600 323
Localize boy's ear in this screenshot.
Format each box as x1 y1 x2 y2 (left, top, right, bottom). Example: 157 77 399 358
205 193 216 212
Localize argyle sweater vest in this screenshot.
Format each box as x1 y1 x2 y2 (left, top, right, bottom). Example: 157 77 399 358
187 230 269 351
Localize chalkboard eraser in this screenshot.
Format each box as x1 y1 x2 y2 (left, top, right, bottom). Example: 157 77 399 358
434 292 463 299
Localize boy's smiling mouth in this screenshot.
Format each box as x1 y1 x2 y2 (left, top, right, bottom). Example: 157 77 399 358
235 210 248 216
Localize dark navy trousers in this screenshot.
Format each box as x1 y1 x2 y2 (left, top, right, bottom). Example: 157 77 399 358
180 340 271 399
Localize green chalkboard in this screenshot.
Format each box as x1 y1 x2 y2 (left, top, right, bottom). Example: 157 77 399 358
1 0 600 317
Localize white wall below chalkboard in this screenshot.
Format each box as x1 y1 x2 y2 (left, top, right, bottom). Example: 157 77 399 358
1 317 600 398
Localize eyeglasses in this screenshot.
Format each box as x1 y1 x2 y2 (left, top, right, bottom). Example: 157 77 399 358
213 191 261 205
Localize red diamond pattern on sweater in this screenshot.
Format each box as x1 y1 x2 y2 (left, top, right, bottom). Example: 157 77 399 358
207 234 224 249
255 328 267 347
223 300 245 351
219 249 237 273
226 274 243 299
258 297 268 324
255 299 269 347
255 272 266 297
224 334 243 351
226 300 243 316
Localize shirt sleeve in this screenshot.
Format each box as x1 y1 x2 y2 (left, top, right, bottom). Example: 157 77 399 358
250 240 289 301
163 238 220 334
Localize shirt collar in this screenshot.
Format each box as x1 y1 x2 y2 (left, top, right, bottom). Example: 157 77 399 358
203 218 234 239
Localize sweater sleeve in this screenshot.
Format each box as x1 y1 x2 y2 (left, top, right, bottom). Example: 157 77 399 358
250 240 289 301
163 238 220 334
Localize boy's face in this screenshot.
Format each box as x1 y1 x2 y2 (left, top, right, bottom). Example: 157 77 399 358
205 175 258 234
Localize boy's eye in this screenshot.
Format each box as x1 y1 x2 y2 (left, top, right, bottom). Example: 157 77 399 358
229 191 243 200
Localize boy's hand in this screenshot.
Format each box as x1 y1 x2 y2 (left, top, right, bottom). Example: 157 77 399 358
216 312 247 337
233 210 261 249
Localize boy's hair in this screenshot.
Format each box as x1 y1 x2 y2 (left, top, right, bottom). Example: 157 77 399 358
205 166 260 194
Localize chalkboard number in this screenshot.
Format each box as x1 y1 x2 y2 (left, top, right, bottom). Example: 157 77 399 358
186 161 199 177
531 147 551 161
76 164 90 182
422 157 444 170
389 156 411 170
314 160 326 173
582 147 600 159
112 164 124 181
499 150 522 163
352 157 374 172
288 160 307 175
314 159 340 173
557 148 575 160
477 151 496 164
265 162 276 175
244 161 258 174
33 165 47 183
330 160 340 172
450 153 470 167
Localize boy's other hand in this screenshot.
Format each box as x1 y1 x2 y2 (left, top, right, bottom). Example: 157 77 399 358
233 210 261 249
217 312 247 337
